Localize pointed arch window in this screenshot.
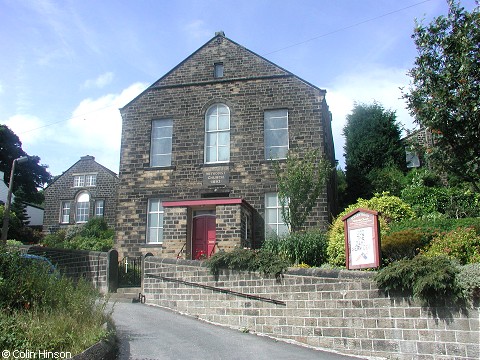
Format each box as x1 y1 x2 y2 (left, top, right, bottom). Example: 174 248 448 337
205 104 230 163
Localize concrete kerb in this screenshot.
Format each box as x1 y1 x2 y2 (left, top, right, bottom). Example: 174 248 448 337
71 322 117 360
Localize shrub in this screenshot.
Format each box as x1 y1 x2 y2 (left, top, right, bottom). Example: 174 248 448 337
205 248 289 277
326 192 415 267
0 249 110 354
374 255 463 306
42 230 67 248
401 185 480 218
381 229 426 264
262 229 328 267
41 218 114 252
422 227 480 265
388 217 480 235
457 263 480 300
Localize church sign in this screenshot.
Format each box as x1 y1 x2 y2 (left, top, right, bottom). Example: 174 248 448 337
342 208 381 270
203 169 229 186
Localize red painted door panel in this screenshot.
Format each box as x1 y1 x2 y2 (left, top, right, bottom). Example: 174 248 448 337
192 216 216 259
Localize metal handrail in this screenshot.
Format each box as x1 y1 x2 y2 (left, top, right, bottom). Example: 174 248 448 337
145 273 286 306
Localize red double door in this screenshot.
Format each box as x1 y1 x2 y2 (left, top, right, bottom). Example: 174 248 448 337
192 215 216 259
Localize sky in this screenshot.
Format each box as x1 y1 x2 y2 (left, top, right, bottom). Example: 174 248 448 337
1 0 478 177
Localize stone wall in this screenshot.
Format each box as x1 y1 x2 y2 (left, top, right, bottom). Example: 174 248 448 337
43 155 119 233
116 33 336 257
20 246 117 294
143 258 479 360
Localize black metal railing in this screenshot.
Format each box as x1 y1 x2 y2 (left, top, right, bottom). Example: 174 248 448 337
118 256 142 287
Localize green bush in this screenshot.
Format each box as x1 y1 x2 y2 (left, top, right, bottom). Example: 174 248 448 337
401 185 480 218
205 248 289 277
374 255 463 306
381 229 426 264
41 218 114 252
457 263 480 300
0 249 110 354
262 229 328 267
422 227 480 265
388 217 480 235
326 192 415 267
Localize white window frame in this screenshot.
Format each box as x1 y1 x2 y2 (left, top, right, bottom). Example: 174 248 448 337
75 192 90 223
60 201 70 224
264 109 289 160
85 174 97 187
150 119 173 167
205 104 230 164
95 200 105 217
265 192 289 237
73 175 85 188
147 199 164 244
74 174 97 187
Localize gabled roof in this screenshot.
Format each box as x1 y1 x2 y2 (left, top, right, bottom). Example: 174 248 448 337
121 32 325 110
45 155 118 190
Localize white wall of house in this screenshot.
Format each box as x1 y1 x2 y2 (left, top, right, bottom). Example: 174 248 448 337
0 171 44 226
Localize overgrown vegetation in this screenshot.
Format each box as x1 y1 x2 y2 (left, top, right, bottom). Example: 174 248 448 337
205 248 289 277
42 217 114 252
273 148 332 232
374 256 464 306
262 229 328 267
0 250 110 354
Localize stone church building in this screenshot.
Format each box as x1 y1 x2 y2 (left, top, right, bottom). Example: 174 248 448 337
115 32 336 259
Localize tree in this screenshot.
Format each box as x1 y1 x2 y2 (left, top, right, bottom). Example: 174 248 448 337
273 148 333 233
403 1 480 191
343 102 405 204
0 125 51 204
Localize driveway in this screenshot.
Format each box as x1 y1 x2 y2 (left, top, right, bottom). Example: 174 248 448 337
111 301 367 360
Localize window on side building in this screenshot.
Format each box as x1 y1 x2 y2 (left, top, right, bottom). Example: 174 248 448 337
95 200 105 217
73 175 85 187
147 199 164 244
264 109 289 160
75 192 90 223
150 119 173 167
85 174 97 186
205 104 230 163
265 192 289 237
60 201 70 224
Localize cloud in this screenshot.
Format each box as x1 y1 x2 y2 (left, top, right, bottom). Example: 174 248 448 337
326 65 416 168
4 114 49 149
60 82 148 171
184 20 211 40
82 72 115 89
3 82 148 175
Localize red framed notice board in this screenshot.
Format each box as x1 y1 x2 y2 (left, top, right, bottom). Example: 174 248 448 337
342 208 381 270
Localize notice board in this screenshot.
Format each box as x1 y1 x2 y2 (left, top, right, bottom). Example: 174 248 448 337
342 208 381 270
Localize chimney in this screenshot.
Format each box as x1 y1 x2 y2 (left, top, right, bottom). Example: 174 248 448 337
215 31 225 37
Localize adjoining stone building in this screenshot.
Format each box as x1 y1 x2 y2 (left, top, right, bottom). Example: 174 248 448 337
43 155 119 234
116 32 336 259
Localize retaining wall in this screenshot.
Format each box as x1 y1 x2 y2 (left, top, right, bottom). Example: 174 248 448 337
143 257 479 360
20 246 118 294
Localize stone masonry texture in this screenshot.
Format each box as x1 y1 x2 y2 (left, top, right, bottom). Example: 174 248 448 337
43 155 119 233
20 245 114 294
143 258 480 360
116 33 336 258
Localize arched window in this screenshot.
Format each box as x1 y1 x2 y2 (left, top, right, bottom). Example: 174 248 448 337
76 192 90 223
205 104 230 163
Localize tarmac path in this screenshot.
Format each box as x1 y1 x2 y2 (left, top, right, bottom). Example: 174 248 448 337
112 301 367 360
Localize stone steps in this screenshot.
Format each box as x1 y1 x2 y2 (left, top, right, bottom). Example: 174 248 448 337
107 287 143 303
